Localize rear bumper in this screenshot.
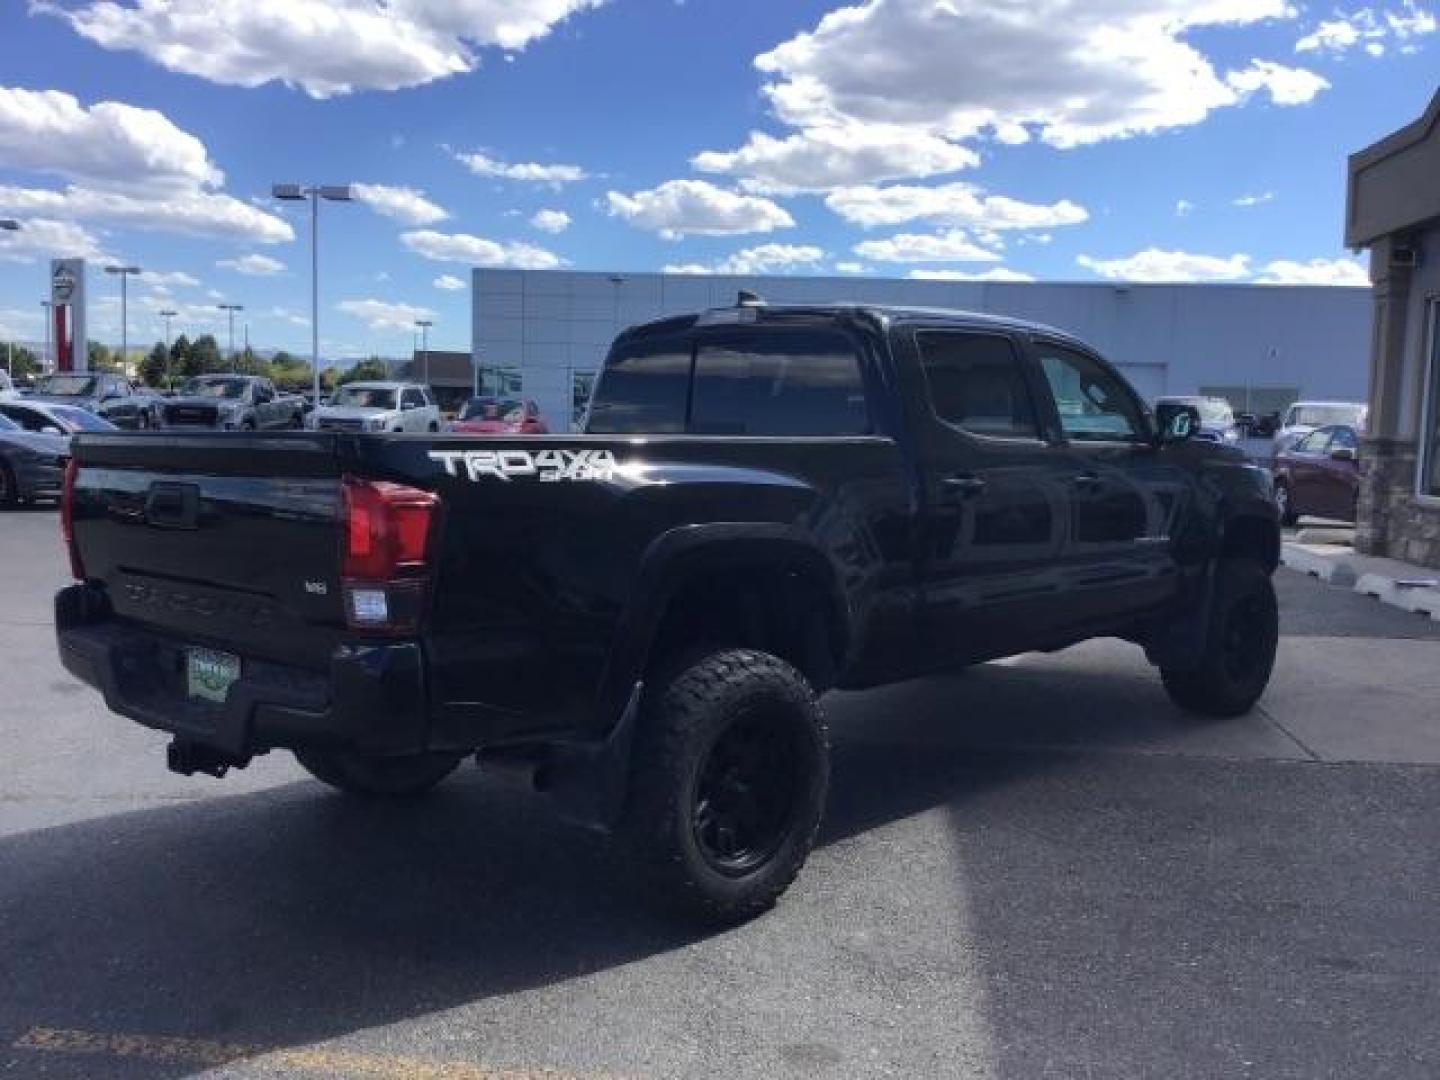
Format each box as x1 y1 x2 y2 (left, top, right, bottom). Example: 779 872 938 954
56 583 429 759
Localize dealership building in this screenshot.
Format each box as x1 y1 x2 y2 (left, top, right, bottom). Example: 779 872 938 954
471 268 1372 432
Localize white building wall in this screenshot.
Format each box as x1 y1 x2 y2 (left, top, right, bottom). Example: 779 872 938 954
474 269 1374 431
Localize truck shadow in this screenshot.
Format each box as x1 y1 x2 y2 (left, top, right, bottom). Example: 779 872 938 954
0 657 1246 1075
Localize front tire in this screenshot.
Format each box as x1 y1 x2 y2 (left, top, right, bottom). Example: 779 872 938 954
1161 559 1278 718
624 649 829 923
0 461 17 508
295 749 463 798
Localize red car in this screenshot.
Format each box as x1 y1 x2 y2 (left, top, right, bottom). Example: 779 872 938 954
1272 424 1360 526
449 397 549 435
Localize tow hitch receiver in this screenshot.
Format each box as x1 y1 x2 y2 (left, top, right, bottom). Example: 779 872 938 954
167 739 250 779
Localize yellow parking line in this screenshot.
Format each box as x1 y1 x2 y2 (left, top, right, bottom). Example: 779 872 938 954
13 1026 633 1080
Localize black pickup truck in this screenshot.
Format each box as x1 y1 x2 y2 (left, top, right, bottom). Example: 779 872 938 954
55 301 1279 920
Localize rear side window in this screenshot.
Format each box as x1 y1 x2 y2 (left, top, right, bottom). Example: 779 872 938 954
402 388 425 409
690 328 868 436
586 336 691 434
917 331 1039 438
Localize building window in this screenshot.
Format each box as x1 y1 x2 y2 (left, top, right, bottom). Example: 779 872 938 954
1422 299 1440 498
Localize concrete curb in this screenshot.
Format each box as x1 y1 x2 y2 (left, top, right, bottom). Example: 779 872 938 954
1282 541 1440 621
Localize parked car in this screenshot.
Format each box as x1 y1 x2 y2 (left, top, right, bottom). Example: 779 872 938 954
0 411 67 506
1273 401 1367 457
309 381 441 433
1272 424 1361 526
0 399 119 435
450 396 549 434
1154 395 1242 445
158 375 306 431
28 372 160 429
57 300 1280 921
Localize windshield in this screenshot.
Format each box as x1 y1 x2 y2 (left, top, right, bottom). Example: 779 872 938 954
461 397 524 422
1195 399 1234 425
49 405 116 432
1287 403 1364 428
331 386 397 410
35 375 96 397
182 377 249 399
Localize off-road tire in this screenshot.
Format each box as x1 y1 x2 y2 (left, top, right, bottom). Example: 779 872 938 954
1161 559 1278 718
295 748 463 798
624 649 829 923
1274 480 1299 527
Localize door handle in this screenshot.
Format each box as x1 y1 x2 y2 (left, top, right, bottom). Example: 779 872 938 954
1072 472 1103 490
943 474 988 497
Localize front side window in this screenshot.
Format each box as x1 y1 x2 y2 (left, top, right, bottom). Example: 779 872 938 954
1036 343 1145 443
1329 426 1358 452
917 331 1039 439
690 328 868 436
586 335 691 434
1294 428 1332 454
402 388 425 409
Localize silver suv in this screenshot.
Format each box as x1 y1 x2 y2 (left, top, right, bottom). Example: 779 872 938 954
309 381 441 433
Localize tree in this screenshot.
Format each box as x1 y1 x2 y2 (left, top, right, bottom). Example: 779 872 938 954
169 334 195 380
191 334 223 374
87 340 112 370
337 357 388 385
140 342 169 387
2 342 41 380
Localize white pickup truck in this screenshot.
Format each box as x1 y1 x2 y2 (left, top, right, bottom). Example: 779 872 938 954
309 381 442 433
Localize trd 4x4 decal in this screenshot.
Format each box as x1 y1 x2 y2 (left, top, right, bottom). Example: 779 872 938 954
429 447 618 483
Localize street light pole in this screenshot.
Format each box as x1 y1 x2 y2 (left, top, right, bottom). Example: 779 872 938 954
217 303 243 363
273 183 352 405
415 319 432 387
105 265 141 373
41 300 52 373
159 309 177 386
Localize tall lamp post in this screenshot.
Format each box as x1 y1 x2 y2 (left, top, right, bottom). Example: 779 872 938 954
217 303 244 363
414 319 432 387
159 309 177 386
272 183 352 404
105 265 141 374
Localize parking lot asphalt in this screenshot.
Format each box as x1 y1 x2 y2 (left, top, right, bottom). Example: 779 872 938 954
3 506 1438 1079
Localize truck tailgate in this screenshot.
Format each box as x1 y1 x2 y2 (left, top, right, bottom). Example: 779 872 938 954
69 433 350 669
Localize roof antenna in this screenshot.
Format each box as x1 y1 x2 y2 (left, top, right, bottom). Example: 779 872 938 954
736 289 764 307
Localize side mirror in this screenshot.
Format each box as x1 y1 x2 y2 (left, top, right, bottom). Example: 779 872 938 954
1330 446 1357 463
1155 401 1199 444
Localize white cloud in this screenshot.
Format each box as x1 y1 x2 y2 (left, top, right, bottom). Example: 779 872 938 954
1255 257 1370 285
752 0 1318 150
400 229 564 268
1225 60 1329 105
138 269 200 288
0 216 108 263
217 253 286 276
853 229 1001 264
1176 199 1195 217
351 183 449 226
692 124 977 195
40 0 604 98
835 261 868 274
907 267 1036 282
1077 248 1251 282
1296 4 1436 56
826 181 1088 232
266 305 310 326
0 183 294 245
662 243 826 276
0 85 221 190
338 297 437 332
434 273 467 290
605 179 795 239
453 150 588 186
530 208 571 233
1233 191 1275 207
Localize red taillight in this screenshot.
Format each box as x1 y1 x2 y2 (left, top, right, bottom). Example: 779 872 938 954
61 457 85 580
341 477 439 633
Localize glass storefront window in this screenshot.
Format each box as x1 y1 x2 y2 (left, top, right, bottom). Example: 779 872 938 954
1424 300 1440 497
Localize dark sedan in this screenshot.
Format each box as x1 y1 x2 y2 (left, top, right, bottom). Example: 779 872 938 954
0 412 68 507
1272 424 1360 526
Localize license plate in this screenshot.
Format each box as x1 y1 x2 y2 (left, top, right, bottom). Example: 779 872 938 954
186 648 240 704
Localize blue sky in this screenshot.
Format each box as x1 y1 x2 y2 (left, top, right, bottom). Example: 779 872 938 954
0 0 1435 359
